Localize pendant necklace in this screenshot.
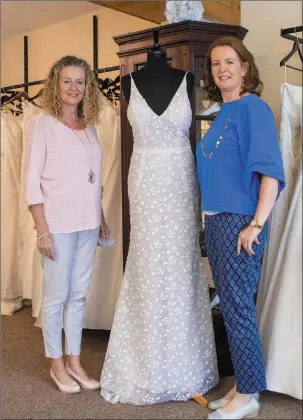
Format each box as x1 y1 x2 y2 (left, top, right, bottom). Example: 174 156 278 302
64 118 96 184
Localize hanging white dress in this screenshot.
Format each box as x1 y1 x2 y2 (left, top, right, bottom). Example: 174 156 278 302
84 98 123 329
257 83 302 400
17 101 44 318
100 74 219 404
1 111 23 315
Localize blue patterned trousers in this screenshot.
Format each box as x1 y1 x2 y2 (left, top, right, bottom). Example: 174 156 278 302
205 213 268 394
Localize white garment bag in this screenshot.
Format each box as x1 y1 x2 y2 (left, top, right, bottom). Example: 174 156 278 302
257 83 302 400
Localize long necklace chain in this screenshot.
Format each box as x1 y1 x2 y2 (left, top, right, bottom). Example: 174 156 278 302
64 119 96 184
201 102 237 159
201 115 231 159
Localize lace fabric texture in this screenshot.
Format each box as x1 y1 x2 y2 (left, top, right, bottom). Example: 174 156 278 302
100 74 219 404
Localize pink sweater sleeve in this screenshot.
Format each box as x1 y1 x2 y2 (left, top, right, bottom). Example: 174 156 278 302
24 114 47 206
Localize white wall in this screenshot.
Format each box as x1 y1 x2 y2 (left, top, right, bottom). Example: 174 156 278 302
3 1 301 115
1 6 156 94
241 1 302 122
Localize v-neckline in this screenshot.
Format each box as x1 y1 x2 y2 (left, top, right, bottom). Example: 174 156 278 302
130 72 187 118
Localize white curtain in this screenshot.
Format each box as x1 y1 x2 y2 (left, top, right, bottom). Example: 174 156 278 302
257 83 302 400
1 111 24 315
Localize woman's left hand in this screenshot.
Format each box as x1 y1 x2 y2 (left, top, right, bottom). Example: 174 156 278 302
100 219 110 241
237 226 261 256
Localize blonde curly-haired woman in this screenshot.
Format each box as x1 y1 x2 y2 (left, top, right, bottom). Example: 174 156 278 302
24 56 109 393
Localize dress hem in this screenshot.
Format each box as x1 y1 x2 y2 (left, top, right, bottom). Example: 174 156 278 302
100 378 219 405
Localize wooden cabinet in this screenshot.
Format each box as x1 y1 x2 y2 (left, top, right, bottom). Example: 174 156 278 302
114 20 247 267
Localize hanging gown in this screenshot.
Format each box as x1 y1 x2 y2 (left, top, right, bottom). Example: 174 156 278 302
84 98 123 329
257 83 302 400
17 101 44 318
100 74 219 404
1 111 23 315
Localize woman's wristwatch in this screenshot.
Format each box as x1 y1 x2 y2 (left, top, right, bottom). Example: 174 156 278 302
250 218 264 230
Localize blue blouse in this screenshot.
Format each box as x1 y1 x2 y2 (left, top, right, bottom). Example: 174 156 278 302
196 94 285 216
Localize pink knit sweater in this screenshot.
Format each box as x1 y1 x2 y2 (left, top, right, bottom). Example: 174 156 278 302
24 113 102 233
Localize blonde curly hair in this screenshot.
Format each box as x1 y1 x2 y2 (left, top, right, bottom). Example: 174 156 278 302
41 56 102 124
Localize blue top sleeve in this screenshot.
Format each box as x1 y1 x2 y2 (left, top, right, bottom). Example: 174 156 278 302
236 98 286 199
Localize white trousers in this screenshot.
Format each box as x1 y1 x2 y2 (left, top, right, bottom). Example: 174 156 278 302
41 228 99 358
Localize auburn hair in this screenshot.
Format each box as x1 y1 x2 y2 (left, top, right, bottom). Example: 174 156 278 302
202 36 263 102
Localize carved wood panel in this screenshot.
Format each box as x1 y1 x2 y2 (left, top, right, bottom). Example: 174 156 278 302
89 1 241 25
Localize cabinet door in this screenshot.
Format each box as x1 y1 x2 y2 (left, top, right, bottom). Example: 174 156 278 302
193 54 217 143
193 53 219 263
120 52 147 267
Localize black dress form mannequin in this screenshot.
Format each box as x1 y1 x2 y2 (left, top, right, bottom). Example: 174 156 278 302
121 30 194 116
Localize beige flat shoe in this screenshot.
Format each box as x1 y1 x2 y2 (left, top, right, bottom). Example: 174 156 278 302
50 368 81 394
66 365 100 391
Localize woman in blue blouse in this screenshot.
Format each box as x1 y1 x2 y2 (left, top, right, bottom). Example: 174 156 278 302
196 37 285 420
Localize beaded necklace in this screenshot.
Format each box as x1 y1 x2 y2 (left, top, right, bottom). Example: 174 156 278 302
201 100 238 159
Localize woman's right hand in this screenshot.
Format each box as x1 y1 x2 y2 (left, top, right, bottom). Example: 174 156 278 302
37 233 55 261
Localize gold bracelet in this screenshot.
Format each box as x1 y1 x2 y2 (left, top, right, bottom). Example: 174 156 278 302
250 218 264 230
37 232 51 240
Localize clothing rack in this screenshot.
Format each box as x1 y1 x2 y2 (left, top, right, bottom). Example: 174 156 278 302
1 68 120 93
24 36 28 93
280 25 303 72
93 15 98 74
1 15 120 94
1 79 45 92
281 25 303 44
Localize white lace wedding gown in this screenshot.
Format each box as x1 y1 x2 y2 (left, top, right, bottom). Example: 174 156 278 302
257 83 302 400
100 73 219 404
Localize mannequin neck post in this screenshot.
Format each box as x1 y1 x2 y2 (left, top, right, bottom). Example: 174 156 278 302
144 50 171 73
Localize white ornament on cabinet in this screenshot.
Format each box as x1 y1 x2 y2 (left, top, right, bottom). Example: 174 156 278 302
165 0 204 24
